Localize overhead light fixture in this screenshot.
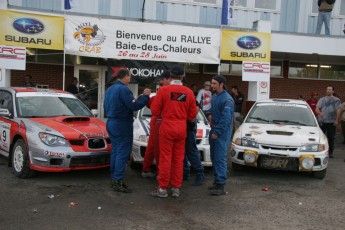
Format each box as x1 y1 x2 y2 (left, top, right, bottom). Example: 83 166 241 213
320 65 331 68
306 64 318 68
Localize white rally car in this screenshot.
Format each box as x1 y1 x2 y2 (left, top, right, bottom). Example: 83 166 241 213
131 95 211 168
0 87 111 178
231 99 329 179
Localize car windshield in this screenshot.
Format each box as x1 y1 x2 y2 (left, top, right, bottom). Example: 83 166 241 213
139 106 208 122
17 96 93 117
245 102 317 126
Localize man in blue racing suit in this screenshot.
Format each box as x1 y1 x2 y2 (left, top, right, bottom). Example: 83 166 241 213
208 75 234 196
104 68 151 193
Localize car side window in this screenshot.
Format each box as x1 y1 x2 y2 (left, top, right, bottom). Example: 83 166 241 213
0 91 14 115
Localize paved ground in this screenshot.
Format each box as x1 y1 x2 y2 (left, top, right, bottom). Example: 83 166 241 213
0 135 345 230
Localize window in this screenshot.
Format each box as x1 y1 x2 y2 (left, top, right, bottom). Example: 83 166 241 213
203 64 218 74
255 0 276 10
340 0 345 15
319 64 345 80
0 91 14 115
289 62 318 79
185 63 200 73
233 0 247 7
312 0 319 14
193 0 217 4
271 61 282 77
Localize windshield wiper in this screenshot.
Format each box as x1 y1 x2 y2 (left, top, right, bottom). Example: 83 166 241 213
248 116 270 123
272 120 307 126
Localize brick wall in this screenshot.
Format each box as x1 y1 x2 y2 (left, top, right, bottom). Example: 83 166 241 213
10 63 345 114
11 63 74 90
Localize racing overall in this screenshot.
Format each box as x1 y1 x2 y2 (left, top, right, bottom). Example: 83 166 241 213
142 97 160 172
151 80 197 189
104 81 149 181
209 90 234 185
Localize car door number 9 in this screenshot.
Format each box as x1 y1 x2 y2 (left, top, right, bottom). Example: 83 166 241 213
0 122 11 152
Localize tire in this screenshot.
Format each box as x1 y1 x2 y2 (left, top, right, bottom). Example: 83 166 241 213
11 139 35 178
312 169 327 179
231 162 244 172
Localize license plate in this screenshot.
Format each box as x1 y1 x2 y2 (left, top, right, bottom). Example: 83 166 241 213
261 156 289 169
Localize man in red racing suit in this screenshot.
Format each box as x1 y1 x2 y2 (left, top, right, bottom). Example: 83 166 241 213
141 70 171 177
150 65 197 198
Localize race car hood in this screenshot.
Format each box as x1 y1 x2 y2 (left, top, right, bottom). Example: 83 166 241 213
239 123 323 146
24 116 108 139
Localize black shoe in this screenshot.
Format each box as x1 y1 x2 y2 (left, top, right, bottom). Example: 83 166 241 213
112 180 132 193
210 184 226 196
192 173 205 186
208 182 216 190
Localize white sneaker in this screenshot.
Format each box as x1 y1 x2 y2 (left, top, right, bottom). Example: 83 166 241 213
171 188 180 198
141 171 156 178
150 187 168 198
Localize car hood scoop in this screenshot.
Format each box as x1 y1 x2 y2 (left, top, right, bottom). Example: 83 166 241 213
266 131 293 136
62 117 90 122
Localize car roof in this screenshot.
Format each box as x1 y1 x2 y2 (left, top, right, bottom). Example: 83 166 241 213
256 99 308 105
0 87 71 94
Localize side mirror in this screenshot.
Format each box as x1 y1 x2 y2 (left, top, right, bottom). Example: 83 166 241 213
91 109 98 117
0 109 11 117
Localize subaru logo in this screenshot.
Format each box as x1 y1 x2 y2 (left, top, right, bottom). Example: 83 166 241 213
237 36 261 50
12 18 45 34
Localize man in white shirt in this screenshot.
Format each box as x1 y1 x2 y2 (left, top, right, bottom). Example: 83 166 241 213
196 81 212 120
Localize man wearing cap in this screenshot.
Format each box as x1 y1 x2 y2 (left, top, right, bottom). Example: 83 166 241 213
104 68 151 193
150 65 197 198
208 75 235 196
141 70 171 178
306 92 319 117
196 81 212 120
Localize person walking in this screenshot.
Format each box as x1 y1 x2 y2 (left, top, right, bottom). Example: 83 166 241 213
150 65 197 198
208 75 234 196
315 86 341 158
141 70 171 178
104 68 151 193
315 0 335 35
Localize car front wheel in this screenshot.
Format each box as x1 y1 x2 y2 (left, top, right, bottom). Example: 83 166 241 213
12 139 35 178
312 169 327 179
231 162 244 172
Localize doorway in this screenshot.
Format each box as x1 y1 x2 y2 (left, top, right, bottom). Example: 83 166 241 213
74 65 107 118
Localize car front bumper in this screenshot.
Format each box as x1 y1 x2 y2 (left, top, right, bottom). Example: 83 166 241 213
230 144 328 172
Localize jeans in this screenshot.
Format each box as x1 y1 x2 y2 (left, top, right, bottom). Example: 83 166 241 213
315 11 331 35
107 119 133 181
184 125 204 175
321 123 336 154
209 128 231 185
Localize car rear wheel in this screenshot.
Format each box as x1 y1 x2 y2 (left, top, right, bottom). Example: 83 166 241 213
231 162 244 172
312 169 327 179
129 157 142 171
12 139 35 178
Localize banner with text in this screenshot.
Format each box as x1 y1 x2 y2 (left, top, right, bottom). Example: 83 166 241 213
0 45 26 70
242 61 270 81
221 30 271 62
107 59 174 86
0 10 64 50
65 15 220 64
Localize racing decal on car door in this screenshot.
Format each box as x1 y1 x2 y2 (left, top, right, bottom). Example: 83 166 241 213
0 121 11 152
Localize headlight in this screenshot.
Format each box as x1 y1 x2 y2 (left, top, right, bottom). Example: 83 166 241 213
244 151 257 164
39 132 68 146
300 144 325 152
242 138 259 148
301 157 314 170
138 135 148 143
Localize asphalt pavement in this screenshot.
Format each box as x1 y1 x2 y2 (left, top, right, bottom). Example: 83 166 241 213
0 134 345 230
